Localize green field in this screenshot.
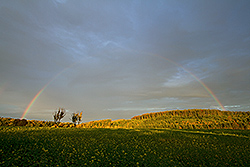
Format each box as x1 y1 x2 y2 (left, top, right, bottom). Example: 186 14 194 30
0 126 249 166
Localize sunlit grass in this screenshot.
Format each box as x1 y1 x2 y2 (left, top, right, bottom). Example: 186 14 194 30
1 126 249 166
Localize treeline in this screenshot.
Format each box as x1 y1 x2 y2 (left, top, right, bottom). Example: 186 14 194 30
131 109 250 120
129 109 250 130
0 117 75 128
1 109 250 130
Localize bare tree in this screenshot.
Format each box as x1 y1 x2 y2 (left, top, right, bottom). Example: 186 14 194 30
71 111 83 125
77 111 83 125
53 108 66 123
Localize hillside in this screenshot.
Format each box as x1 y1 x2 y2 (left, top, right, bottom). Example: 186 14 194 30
78 109 250 129
1 109 250 129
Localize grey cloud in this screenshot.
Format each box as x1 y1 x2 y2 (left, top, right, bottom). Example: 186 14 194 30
0 0 250 121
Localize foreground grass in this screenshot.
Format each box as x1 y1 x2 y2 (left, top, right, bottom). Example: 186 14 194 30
0 127 249 166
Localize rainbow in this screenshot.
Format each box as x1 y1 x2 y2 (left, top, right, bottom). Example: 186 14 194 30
153 54 226 111
21 62 78 119
21 52 226 119
21 84 49 119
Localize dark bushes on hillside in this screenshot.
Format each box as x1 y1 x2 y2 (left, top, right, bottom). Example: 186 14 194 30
0 109 250 129
13 119 28 126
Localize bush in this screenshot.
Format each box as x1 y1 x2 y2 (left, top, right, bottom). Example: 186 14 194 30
14 119 28 126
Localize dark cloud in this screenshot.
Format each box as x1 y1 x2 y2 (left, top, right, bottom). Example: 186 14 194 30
0 0 249 121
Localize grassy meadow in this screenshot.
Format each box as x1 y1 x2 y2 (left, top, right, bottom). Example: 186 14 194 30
1 126 250 166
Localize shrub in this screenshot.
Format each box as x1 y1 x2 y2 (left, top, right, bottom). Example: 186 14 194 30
13 119 28 126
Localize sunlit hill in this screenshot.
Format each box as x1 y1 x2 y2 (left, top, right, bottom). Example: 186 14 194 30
1 109 249 130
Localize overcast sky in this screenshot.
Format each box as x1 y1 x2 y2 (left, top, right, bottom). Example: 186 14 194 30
0 0 250 122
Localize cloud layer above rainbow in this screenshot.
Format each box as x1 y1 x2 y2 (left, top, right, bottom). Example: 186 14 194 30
1 1 249 121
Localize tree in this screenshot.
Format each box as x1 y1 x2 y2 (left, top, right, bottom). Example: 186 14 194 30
71 111 83 125
53 108 66 123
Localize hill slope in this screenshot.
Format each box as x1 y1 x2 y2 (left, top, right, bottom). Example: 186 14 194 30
78 109 250 129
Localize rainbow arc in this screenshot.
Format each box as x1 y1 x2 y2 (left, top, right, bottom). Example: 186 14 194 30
21 62 78 119
21 52 225 119
153 54 225 111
